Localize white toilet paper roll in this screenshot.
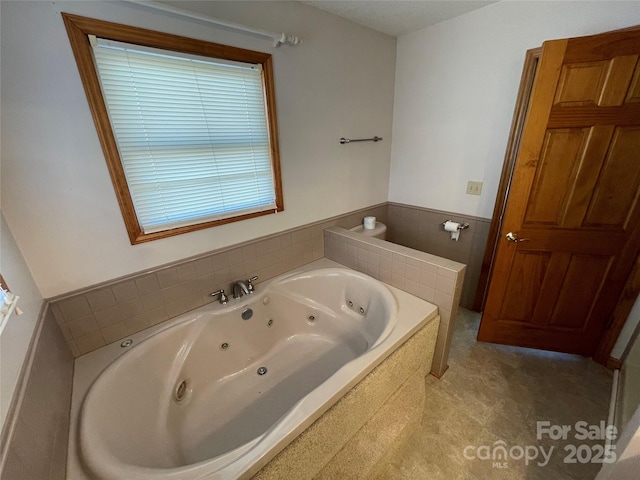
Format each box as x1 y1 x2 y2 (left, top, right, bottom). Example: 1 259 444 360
444 221 461 241
364 216 376 230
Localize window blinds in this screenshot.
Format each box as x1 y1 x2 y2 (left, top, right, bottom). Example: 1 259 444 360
90 37 277 234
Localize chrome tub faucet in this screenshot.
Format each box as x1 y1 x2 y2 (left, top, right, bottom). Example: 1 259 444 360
231 276 258 299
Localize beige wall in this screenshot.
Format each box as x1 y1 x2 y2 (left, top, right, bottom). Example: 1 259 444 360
389 0 640 219
0 0 396 298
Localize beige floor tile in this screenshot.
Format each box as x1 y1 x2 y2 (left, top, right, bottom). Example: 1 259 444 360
389 307 613 480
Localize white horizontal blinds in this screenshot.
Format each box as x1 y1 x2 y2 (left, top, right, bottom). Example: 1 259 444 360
90 37 276 233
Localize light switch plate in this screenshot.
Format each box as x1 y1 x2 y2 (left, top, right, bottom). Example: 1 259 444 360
466 181 483 196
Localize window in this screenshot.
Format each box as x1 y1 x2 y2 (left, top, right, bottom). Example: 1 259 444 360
63 14 283 244
0 275 20 336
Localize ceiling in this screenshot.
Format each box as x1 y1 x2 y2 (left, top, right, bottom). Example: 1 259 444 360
301 0 497 37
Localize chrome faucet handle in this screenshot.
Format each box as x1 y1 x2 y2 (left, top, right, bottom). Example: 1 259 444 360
210 289 228 304
247 276 258 294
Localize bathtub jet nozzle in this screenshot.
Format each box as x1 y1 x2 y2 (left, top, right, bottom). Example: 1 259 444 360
174 380 188 403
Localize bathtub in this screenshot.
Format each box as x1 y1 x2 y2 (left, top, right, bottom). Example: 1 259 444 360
72 259 438 479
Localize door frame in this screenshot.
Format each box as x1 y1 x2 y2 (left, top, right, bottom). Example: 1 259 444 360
473 44 640 367
473 47 540 312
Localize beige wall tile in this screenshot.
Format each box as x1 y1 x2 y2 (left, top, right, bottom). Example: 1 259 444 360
185 293 205 311
69 340 80 357
280 233 292 248
213 252 230 271
67 314 100 339
391 260 406 277
147 306 169 326
94 304 125 328
226 248 244 266
76 331 106 354
177 263 197 282
124 313 150 333
241 244 257 260
292 228 312 244
434 290 453 310
58 296 92 322
420 269 437 288
51 303 65 325
406 265 420 283
157 267 180 289
162 284 189 304
166 299 187 318
101 321 129 344
86 288 117 312
421 262 438 274
141 291 165 311
119 298 145 319
436 276 456 295
193 256 214 277
112 280 139 303
379 255 392 272
405 280 420 296
268 237 281 253
391 274 405 289
439 307 452 326
437 267 457 280
135 273 161 296
418 284 435 302
58 322 73 343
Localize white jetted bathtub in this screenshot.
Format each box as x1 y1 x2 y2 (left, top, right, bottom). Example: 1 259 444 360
73 260 437 479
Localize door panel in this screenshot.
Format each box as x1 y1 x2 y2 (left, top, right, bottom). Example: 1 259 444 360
498 252 551 322
554 61 609 106
548 255 612 329
524 129 588 225
478 28 640 356
599 56 638 106
627 64 640 102
562 125 615 227
584 126 640 228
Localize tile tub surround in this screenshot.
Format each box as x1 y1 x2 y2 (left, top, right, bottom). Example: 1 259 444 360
50 204 387 356
0 306 74 480
386 203 490 309
324 227 465 377
252 310 439 480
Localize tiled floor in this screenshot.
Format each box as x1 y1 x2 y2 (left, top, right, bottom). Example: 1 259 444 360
378 308 613 480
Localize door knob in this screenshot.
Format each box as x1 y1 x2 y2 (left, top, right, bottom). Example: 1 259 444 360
506 232 530 243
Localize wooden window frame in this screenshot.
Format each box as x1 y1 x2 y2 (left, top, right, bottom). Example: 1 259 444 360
62 13 284 244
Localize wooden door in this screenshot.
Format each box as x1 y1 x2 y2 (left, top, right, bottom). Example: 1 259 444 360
477 29 640 356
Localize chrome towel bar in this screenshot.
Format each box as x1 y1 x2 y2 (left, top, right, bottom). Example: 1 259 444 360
339 136 383 144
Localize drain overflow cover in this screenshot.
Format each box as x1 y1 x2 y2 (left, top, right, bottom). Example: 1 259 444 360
257 366 268 375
